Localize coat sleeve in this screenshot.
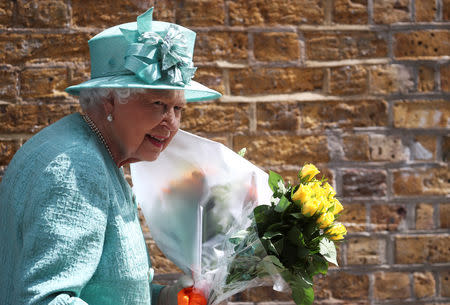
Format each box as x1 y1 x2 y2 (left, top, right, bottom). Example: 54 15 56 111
15 152 109 305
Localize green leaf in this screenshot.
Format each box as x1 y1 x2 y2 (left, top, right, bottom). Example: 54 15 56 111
291 285 314 305
290 212 303 219
308 254 328 275
275 195 291 212
287 226 303 246
273 238 284 254
237 147 247 157
267 255 284 269
229 230 248 244
263 231 283 240
268 170 283 192
319 238 338 266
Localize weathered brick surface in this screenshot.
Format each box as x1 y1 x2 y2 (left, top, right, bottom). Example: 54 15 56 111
393 100 450 129
0 139 21 166
194 32 248 62
441 271 450 297
342 134 370 161
228 0 324 25
441 64 450 92
440 204 450 228
368 135 406 162
253 33 300 62
445 0 450 21
305 32 387 61
71 0 152 27
392 166 450 196
16 0 69 28
232 286 292 302
416 0 437 21
395 235 450 264
0 1 15 28
416 203 434 230
229 68 323 95
0 32 92 65
410 135 436 161
371 204 407 231
328 272 369 299
192 68 225 96
181 102 250 133
414 272 436 298
0 69 18 100
302 100 388 129
175 0 225 26
342 169 387 197
20 67 68 99
369 64 414 94
333 0 368 24
329 66 367 95
374 272 410 299
444 135 450 162
373 0 411 24
418 65 436 92
346 236 385 265
233 135 329 167
339 203 367 232
0 104 80 134
394 31 450 59
256 102 300 131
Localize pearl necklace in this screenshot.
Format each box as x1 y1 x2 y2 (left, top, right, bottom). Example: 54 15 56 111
82 113 115 162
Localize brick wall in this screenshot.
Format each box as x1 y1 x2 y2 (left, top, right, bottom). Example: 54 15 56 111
1 0 449 304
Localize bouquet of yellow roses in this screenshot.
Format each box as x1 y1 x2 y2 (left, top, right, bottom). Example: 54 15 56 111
219 164 347 305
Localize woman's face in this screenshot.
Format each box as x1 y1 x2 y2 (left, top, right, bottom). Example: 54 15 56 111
109 89 185 165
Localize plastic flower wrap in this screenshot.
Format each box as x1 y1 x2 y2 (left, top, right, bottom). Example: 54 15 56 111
130 131 346 305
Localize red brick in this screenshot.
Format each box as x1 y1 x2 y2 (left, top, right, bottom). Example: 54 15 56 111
305 32 387 61
346 236 386 265
72 0 153 27
393 100 449 129
302 100 388 129
194 32 248 62
16 0 69 28
373 0 411 24
256 102 300 131
394 31 450 59
392 166 449 196
329 66 367 95
339 203 366 233
374 272 410 299
253 32 300 61
228 0 325 25
441 65 450 92
175 0 225 26
233 135 329 167
342 169 387 197
0 32 92 65
20 67 68 99
229 68 323 96
370 204 407 231
0 104 80 134
415 0 437 21
181 102 250 133
0 1 14 28
395 235 450 264
333 0 368 24
0 139 21 166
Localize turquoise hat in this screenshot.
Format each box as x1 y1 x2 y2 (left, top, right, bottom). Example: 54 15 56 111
65 8 221 102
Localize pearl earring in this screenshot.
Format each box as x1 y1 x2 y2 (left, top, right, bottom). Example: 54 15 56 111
107 114 113 122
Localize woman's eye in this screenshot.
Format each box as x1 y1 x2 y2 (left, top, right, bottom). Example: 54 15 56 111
153 101 163 106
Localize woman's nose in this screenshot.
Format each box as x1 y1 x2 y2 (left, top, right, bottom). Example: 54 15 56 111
161 107 179 131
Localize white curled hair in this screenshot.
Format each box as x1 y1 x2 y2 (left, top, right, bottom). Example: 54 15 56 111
79 88 146 111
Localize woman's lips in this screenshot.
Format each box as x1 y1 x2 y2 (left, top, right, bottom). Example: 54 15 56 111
146 134 166 148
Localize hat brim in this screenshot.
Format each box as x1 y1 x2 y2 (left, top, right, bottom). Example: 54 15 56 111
65 75 222 102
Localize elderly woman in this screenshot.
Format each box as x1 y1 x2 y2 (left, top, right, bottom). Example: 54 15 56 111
0 7 220 305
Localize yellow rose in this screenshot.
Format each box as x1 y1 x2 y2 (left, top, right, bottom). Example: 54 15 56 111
323 182 336 198
317 212 334 229
292 184 312 204
301 198 321 217
326 223 347 240
331 198 343 215
299 164 320 181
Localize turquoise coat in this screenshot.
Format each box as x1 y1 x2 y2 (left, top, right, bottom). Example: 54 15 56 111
0 113 163 305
